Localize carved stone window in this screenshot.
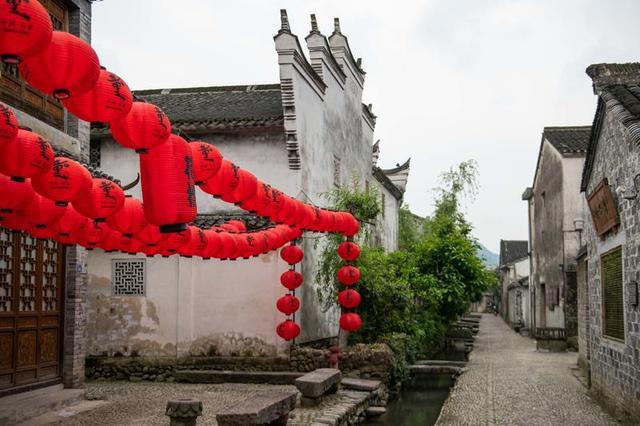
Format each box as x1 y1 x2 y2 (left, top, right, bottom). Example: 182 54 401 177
112 259 146 296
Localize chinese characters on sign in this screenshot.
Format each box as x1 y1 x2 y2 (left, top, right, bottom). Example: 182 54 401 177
587 179 619 237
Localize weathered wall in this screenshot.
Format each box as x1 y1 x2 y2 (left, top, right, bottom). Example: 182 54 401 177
87 250 292 358
583 108 640 420
576 253 589 375
372 180 400 252
531 141 566 329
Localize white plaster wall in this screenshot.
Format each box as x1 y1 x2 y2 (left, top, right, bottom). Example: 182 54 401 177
372 180 400 252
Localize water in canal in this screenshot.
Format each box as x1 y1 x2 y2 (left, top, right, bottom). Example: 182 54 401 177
366 374 454 426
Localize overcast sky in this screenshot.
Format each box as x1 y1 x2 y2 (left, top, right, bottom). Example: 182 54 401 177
92 0 640 252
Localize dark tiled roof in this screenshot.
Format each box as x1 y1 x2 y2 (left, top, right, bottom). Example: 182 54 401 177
193 213 273 231
581 84 640 191
499 240 528 266
372 166 403 200
543 126 591 154
132 84 284 133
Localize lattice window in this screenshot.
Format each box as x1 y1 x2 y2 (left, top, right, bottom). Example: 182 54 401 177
89 139 101 168
601 247 624 341
0 228 13 312
19 234 36 311
112 259 146 296
42 239 58 311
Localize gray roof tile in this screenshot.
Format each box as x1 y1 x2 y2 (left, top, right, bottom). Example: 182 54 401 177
543 126 591 154
499 240 528 266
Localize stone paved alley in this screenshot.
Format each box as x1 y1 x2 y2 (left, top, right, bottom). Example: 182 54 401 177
437 314 618 426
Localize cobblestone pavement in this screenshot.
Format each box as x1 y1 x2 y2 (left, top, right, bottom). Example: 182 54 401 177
40 382 298 425
436 314 618 426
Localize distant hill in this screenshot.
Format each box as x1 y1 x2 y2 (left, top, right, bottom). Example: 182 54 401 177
477 243 499 268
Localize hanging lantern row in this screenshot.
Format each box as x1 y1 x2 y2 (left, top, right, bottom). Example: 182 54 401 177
337 241 363 332
0 1 360 238
276 242 303 341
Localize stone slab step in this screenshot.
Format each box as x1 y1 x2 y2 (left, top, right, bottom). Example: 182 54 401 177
415 360 467 367
16 400 109 426
409 365 466 376
0 384 86 425
295 368 341 399
174 370 303 385
216 390 297 426
366 406 386 417
340 377 381 392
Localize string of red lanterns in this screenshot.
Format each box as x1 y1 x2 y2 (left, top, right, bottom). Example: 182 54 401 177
337 241 363 332
276 242 304 341
0 0 364 341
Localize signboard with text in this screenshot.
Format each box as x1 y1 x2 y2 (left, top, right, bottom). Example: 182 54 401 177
587 179 619 237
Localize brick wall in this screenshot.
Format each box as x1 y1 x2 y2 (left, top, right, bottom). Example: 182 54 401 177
583 108 640 420
63 246 89 388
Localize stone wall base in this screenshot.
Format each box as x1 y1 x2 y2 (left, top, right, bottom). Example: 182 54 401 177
589 384 640 424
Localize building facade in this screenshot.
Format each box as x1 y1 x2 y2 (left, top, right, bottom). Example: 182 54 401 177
526 126 589 337
371 141 409 251
498 240 530 329
0 0 94 394
578 62 640 421
85 12 396 360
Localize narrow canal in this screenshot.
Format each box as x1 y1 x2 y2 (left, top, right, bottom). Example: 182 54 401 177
366 375 453 426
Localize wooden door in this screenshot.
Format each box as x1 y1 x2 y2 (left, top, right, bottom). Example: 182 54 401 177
0 227 65 391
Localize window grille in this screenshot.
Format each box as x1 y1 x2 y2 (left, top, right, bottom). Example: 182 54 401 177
89 139 101 168
112 259 146 296
601 247 624 341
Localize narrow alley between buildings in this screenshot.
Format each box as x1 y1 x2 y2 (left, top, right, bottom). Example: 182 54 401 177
437 314 617 426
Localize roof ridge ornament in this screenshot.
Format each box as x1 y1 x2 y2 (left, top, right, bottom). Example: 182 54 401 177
280 9 290 33
333 17 341 34
310 14 320 34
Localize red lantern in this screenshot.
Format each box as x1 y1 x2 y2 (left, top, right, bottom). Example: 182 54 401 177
231 233 251 259
338 289 362 309
72 178 125 220
163 228 192 253
280 245 303 265
223 169 257 204
0 208 27 231
31 157 91 206
342 213 360 237
276 294 300 315
0 0 52 64
0 175 34 214
0 102 18 144
337 242 361 261
19 31 100 100
24 192 65 228
226 220 246 233
55 217 88 245
80 220 108 248
106 197 146 237
63 68 132 123
0 127 53 181
177 227 207 257
135 224 165 248
216 232 238 260
337 265 360 286
276 319 300 341
201 229 221 258
200 160 237 198
140 134 196 232
96 228 122 252
117 235 144 254
54 206 86 238
189 141 222 185
339 313 362 332
280 270 303 290
110 101 171 153
27 224 56 240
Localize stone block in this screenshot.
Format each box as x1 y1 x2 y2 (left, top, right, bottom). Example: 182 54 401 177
295 368 342 398
216 391 297 426
365 406 386 417
340 377 381 392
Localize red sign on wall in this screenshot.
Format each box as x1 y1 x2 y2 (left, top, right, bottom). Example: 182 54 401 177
587 179 619 237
